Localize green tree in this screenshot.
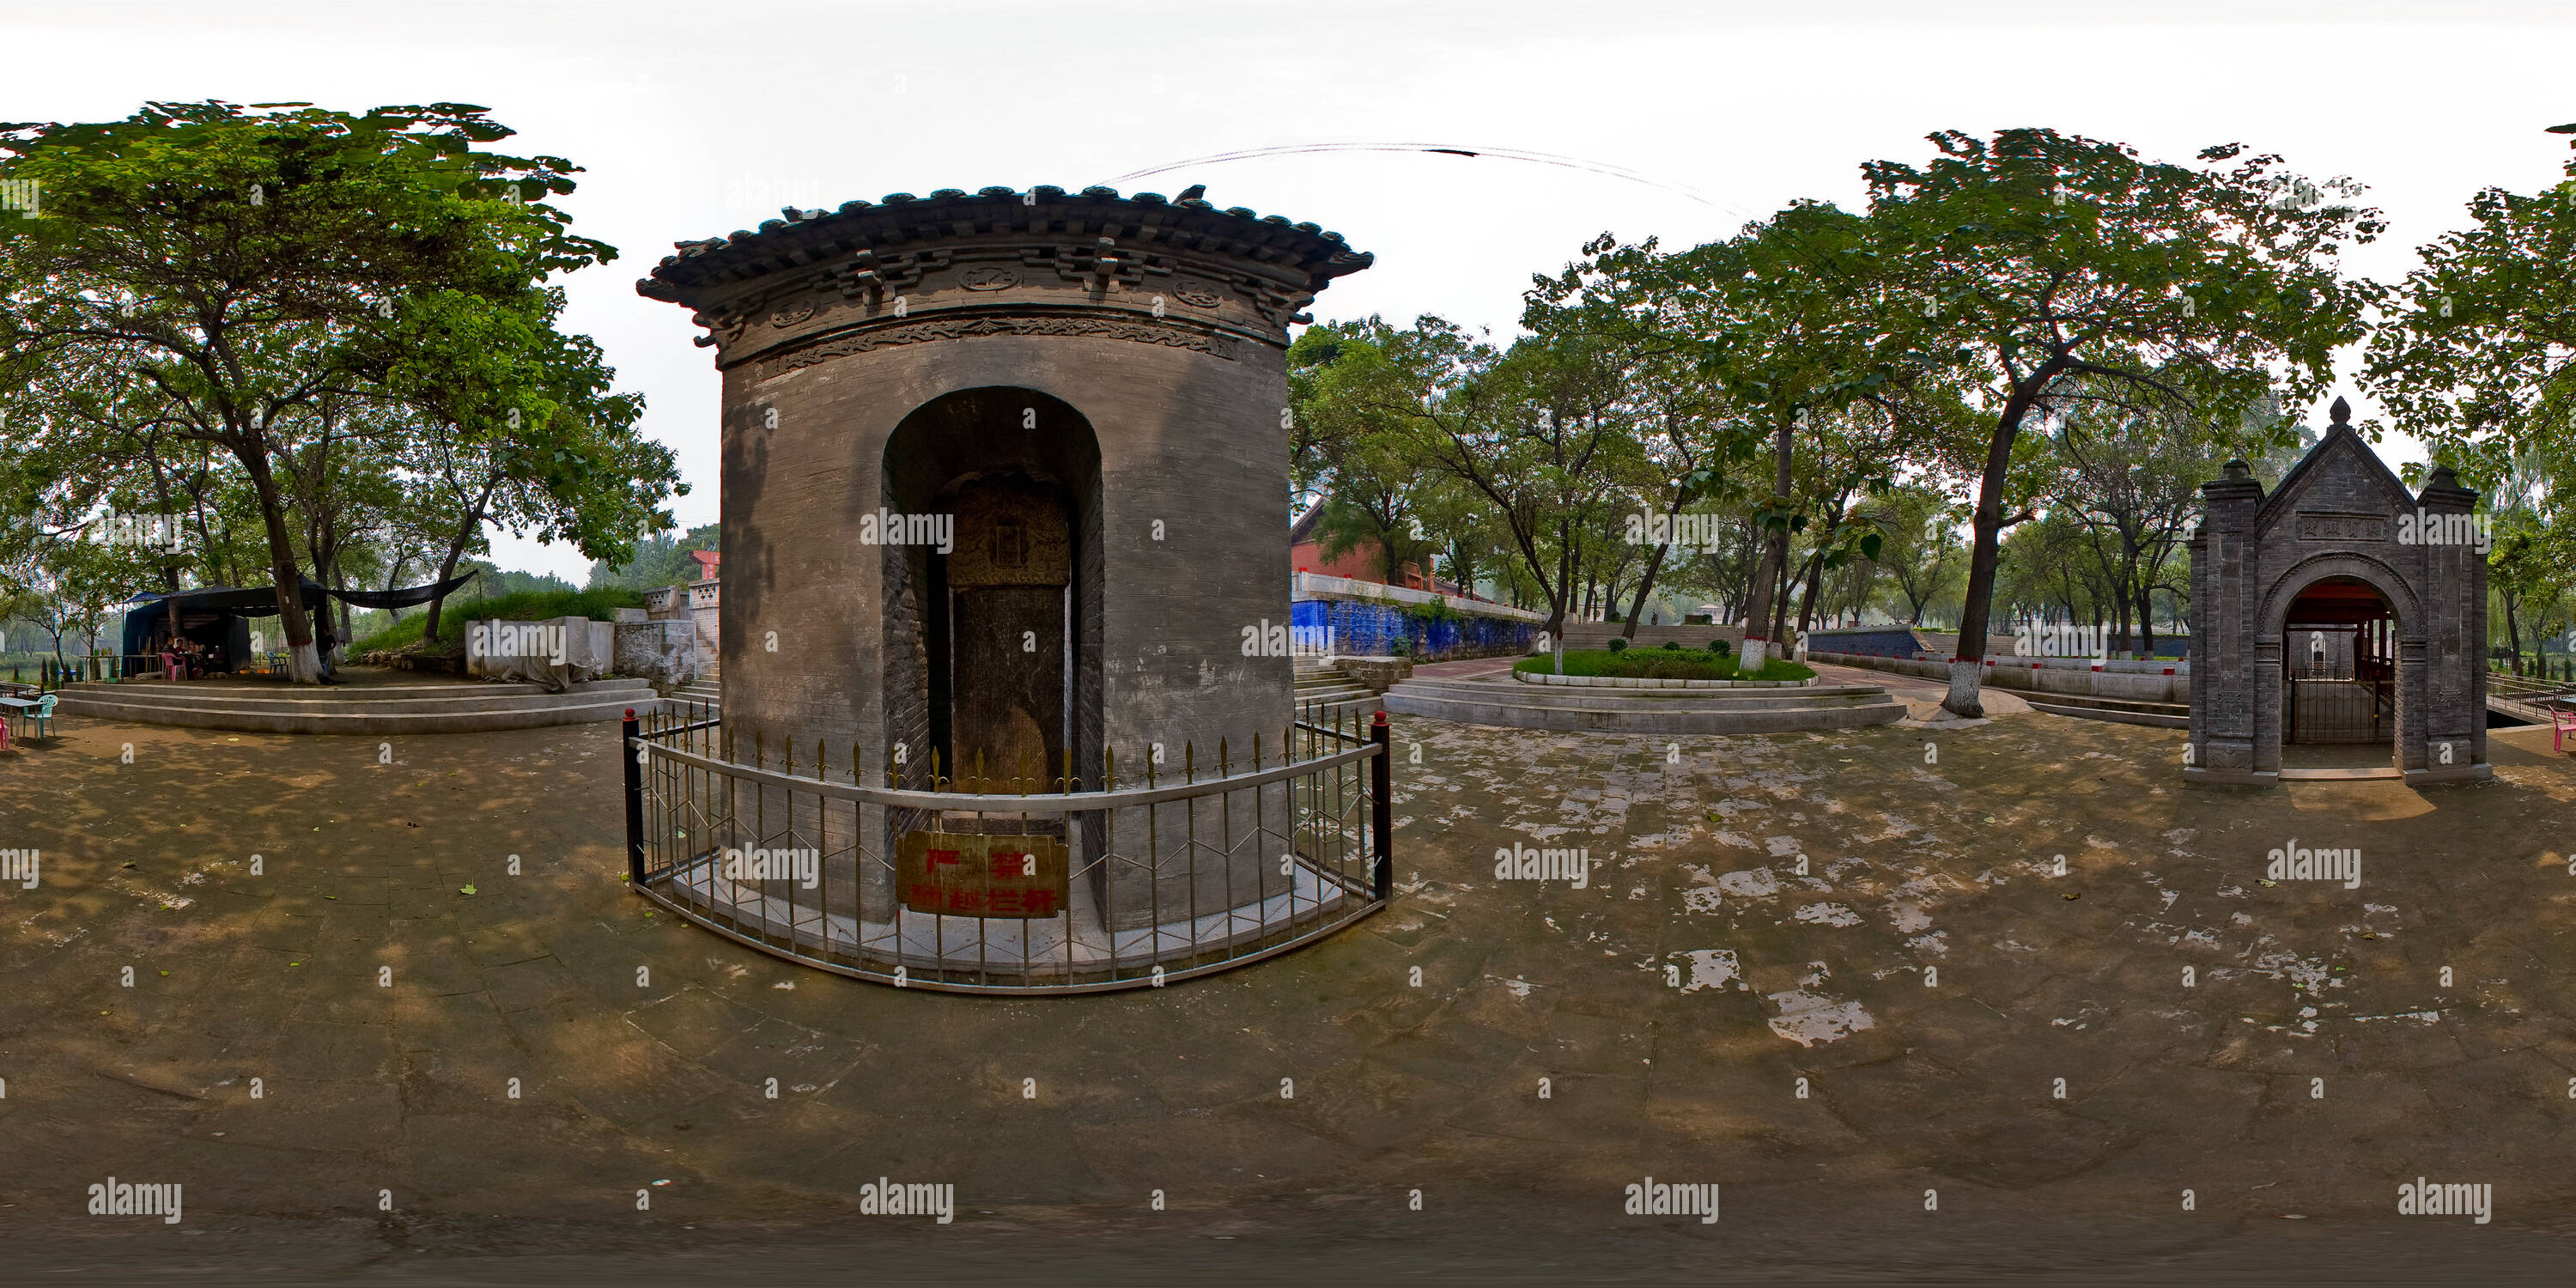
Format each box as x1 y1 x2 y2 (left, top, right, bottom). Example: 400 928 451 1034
1320 315 1644 645
1869 485 1965 626
1522 239 1749 640
1864 128 2378 715
1289 320 1447 586
1557 209 1910 667
2486 514 2562 674
0 100 642 682
2040 392 2233 656
0 528 160 673
588 523 720 592
2365 123 2576 615
372 282 671 641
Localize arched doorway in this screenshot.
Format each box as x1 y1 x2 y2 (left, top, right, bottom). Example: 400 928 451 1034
879 387 1103 793
2275 574 2402 775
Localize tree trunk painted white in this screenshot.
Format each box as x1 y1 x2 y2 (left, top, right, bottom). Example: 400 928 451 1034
1739 637 1768 671
1945 659 1984 720
286 641 323 684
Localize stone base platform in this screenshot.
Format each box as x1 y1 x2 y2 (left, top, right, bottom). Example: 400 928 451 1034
652 849 1362 990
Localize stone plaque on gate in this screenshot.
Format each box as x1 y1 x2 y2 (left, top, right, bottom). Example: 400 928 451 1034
897 830 1071 918
2294 512 2388 543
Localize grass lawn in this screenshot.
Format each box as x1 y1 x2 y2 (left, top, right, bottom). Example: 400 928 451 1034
1513 646 1815 683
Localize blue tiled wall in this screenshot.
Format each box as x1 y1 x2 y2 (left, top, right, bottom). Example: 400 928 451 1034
1291 598 1535 660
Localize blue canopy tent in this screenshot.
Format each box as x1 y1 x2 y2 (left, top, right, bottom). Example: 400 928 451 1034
118 573 477 677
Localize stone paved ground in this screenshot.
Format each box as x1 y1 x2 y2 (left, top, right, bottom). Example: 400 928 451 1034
2 696 2573 1282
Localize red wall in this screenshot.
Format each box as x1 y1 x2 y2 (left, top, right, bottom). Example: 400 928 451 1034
1290 539 1431 589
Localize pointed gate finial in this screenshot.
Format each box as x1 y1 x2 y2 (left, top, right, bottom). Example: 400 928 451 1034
2329 395 2352 427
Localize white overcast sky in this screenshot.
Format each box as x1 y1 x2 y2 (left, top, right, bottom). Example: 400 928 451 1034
7 0 2572 582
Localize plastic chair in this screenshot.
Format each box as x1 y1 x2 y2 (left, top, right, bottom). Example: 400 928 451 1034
2555 702 2576 754
27 694 55 740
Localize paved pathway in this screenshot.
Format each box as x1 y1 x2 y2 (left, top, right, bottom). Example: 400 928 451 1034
1406 655 1517 681
3 704 2575 1278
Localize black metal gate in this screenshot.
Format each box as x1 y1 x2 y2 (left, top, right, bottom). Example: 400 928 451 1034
2288 677 2387 742
2285 623 2392 744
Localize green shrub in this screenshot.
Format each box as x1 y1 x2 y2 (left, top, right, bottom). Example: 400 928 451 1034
1607 637 1628 653
1710 639 1732 655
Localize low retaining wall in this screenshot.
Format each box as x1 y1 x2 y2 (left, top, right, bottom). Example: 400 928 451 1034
1335 657 1413 693
465 617 613 690
1514 670 1811 690
614 620 699 687
1915 630 2191 661
1810 651 2190 705
1800 627 1927 659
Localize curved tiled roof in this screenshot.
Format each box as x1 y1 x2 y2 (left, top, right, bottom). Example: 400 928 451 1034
637 185 1372 306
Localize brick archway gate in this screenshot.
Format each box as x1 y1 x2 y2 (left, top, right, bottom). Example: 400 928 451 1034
2184 398 2490 787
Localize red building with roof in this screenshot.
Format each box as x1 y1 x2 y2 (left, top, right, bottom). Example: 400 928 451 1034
1289 508 1495 598
1291 507 1433 588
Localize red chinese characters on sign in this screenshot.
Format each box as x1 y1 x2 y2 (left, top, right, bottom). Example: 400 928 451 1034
897 831 1070 917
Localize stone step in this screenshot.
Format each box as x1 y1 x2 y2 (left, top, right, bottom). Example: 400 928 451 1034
1393 677 1895 713
50 678 660 735
1382 677 1903 734
59 676 653 697
2024 690 2190 729
1295 690 1382 722
1297 686 1377 702
53 678 653 716
50 694 659 736
1294 683 1375 703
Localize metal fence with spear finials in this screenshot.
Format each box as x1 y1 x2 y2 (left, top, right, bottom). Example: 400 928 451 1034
622 699 1392 993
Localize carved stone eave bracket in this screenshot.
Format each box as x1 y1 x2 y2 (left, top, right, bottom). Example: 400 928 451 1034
817 248 956 306
1023 239 1173 290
